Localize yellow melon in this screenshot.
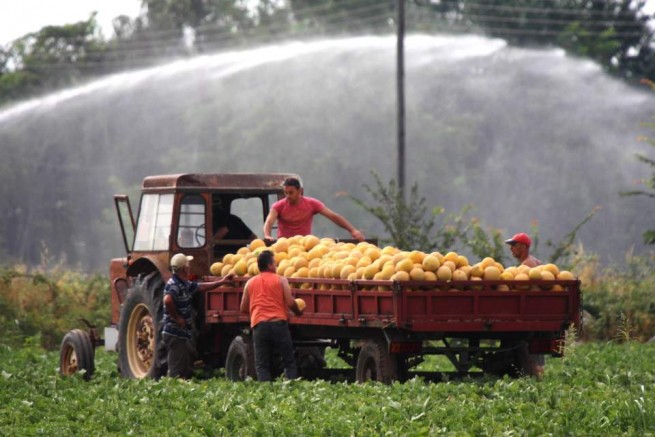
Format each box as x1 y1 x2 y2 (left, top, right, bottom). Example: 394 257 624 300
528 267 543 281
480 257 496 269
295 298 306 311
542 263 560 277
364 264 380 280
409 267 426 281
380 265 396 280
249 239 267 251
221 264 233 276
558 271 575 280
392 271 410 281
456 255 470 268
272 237 289 253
234 260 248 276
470 263 484 278
423 271 438 281
422 255 441 272
223 253 234 265
409 250 426 264
283 266 296 277
302 235 320 250
452 269 469 281
247 263 260 276
210 262 224 276
437 265 453 281
443 260 457 273
483 266 501 280
396 258 414 273
500 271 514 280
295 267 309 278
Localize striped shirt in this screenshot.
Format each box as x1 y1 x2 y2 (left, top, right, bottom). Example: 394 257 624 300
162 274 199 339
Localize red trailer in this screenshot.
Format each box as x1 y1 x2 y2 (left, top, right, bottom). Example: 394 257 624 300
206 276 581 382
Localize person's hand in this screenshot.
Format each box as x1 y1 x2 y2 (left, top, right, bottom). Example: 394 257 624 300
351 229 365 242
223 273 236 282
264 235 274 242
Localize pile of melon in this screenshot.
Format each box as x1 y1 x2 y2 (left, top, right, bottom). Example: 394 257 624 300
210 235 575 292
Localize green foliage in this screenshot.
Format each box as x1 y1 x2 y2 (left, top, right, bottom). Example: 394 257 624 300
350 171 436 251
577 252 655 342
1 343 654 435
622 84 655 245
0 266 110 350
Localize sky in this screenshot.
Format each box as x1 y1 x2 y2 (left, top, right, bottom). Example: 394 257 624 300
0 0 142 46
0 0 654 47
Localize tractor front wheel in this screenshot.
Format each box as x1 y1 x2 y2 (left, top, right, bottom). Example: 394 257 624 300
59 329 95 380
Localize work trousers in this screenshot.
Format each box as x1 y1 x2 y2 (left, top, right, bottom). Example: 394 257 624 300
163 333 196 379
252 320 298 382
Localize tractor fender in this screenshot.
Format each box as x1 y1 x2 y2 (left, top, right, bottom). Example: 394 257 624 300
126 255 172 283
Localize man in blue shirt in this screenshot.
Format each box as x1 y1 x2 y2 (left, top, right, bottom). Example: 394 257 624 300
163 253 234 378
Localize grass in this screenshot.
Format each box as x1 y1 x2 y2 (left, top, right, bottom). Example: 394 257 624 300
0 341 654 436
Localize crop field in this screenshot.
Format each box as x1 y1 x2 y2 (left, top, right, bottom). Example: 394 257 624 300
0 341 653 436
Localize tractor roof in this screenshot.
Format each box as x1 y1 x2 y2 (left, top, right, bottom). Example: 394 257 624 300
142 173 300 193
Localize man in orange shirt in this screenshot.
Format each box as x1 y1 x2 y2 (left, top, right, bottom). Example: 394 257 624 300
240 250 303 381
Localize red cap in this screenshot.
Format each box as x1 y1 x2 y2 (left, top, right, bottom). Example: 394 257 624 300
505 232 531 246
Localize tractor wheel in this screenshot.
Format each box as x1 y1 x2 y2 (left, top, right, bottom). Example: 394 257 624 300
355 339 398 384
59 329 95 380
225 336 256 381
118 273 166 379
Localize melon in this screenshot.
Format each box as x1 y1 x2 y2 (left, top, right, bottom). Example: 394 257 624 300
210 262 223 276
396 258 414 273
558 271 575 280
392 271 410 281
483 266 501 280
409 267 426 281
249 238 267 251
422 255 441 272
295 298 306 311
437 265 452 281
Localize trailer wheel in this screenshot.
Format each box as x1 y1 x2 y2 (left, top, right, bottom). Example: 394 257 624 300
59 329 95 380
118 273 166 379
356 339 398 384
483 341 540 378
225 336 256 381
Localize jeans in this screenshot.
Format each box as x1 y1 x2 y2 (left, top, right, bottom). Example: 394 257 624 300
252 320 298 381
163 333 196 379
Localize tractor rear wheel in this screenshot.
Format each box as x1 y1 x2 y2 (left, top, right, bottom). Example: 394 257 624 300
118 273 165 379
59 329 95 380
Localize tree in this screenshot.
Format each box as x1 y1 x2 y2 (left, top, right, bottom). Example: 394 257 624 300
621 79 655 244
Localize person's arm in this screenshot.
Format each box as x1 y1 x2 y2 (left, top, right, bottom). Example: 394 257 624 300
319 206 365 241
198 273 235 292
240 283 250 314
164 294 185 328
263 209 279 241
281 276 302 316
213 226 229 240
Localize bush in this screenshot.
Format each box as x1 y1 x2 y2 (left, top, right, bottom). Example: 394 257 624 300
0 266 110 350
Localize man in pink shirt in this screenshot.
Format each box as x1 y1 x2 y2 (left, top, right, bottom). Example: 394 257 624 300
263 177 365 241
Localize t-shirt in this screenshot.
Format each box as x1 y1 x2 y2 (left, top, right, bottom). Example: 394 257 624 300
272 196 325 237
246 272 288 328
162 275 199 339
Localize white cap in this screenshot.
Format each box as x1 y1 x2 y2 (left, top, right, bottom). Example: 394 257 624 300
170 253 193 268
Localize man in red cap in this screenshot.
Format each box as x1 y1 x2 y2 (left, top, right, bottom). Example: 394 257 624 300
504 232 544 377
504 232 541 268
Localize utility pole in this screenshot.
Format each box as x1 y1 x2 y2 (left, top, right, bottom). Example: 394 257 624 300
396 0 406 200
